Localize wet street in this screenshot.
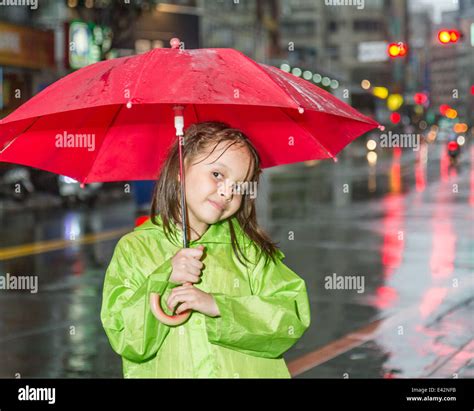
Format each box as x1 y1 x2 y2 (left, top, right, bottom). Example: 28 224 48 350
0 141 473 378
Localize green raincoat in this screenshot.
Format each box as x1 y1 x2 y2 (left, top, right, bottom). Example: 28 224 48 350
100 215 311 378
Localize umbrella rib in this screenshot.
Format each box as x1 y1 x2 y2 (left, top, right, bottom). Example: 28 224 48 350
0 116 40 155
191 104 200 123
129 50 154 101
258 62 379 126
278 106 337 162
81 51 151 183
82 103 125 184
234 50 300 110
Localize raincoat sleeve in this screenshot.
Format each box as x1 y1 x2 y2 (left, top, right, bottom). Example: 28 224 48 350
100 236 175 363
205 245 311 359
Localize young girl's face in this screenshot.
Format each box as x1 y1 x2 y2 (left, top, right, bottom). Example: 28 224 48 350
180 141 254 231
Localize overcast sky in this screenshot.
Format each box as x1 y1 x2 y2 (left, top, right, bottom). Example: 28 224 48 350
409 0 459 22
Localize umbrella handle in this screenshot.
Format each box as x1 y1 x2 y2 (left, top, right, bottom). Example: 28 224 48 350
150 103 191 327
150 291 192 326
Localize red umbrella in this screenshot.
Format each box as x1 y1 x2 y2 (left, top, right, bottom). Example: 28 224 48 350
0 39 379 182
0 38 380 325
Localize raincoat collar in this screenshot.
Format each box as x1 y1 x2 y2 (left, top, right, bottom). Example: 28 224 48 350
134 214 242 246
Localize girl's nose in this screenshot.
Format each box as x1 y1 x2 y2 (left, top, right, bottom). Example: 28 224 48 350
218 180 234 201
220 189 232 201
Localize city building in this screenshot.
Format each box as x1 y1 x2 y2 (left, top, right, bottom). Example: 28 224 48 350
457 0 474 123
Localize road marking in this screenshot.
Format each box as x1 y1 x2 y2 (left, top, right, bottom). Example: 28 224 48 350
426 338 474 378
0 227 129 261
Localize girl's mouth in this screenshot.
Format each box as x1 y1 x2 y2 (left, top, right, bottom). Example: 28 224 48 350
208 200 224 211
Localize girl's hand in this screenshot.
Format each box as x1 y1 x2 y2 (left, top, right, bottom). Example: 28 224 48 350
169 245 205 285
167 284 221 317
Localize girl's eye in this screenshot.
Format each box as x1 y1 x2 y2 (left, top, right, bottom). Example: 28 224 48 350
212 171 222 179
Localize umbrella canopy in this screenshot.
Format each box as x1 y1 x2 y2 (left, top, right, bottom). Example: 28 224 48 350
0 44 379 184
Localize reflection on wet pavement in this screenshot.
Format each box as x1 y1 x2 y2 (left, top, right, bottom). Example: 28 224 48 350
0 142 472 378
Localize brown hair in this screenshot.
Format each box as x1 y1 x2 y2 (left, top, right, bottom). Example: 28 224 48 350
150 121 280 267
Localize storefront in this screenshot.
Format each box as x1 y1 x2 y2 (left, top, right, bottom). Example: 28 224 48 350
0 22 55 118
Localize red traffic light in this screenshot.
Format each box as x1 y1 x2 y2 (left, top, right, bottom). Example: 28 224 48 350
448 141 459 151
388 42 408 58
390 112 401 124
439 104 450 115
438 29 461 44
414 92 428 105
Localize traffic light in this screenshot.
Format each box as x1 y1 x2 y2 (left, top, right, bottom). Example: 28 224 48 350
388 42 408 58
439 104 450 116
438 29 461 44
414 92 428 105
439 104 458 118
390 112 401 124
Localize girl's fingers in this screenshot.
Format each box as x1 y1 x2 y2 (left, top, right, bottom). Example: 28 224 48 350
176 302 191 314
169 283 194 296
188 259 203 270
168 295 185 311
167 289 193 310
185 274 200 283
184 247 204 259
186 267 201 276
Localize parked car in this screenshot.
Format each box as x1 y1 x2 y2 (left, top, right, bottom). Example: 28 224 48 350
58 176 102 207
0 166 34 202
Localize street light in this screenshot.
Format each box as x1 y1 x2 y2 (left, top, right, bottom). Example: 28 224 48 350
291 67 302 77
446 108 458 119
387 94 404 111
372 87 389 99
313 74 322 83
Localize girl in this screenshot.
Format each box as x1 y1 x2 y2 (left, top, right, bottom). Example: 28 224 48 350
100 122 311 378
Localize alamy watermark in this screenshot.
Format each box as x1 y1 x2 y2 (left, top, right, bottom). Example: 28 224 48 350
324 0 364 10
324 273 365 294
18 385 55 405
55 131 95 152
217 179 257 199
0 0 38 10
0 273 38 293
380 131 420 151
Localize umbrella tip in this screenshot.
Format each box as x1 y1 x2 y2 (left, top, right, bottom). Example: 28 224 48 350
332 156 338 163
378 124 385 131
170 38 181 49
173 105 185 136
298 107 305 114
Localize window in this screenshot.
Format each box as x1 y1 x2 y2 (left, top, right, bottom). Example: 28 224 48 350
353 20 384 32
327 45 340 60
282 21 316 36
328 21 338 32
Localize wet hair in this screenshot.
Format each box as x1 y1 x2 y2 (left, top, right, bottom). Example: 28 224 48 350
150 121 280 267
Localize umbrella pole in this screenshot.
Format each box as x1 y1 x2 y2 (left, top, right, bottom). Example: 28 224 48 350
149 105 192 326
177 110 188 249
